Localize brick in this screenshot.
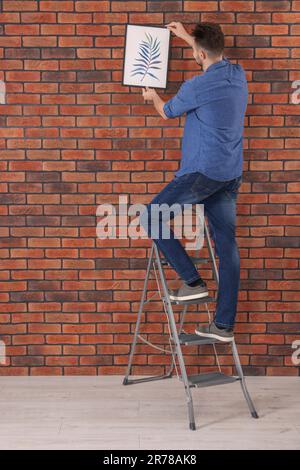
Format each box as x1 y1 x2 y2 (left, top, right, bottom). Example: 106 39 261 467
273 13 300 22
62 367 96 375
252 334 284 344
220 1 254 10
60 37 93 47
76 25 110 35
0 216 25 226
257 1 290 11
75 1 109 11
0 368 29 376
3 1 37 10
46 335 79 344
77 71 111 82
184 2 218 11
12 356 45 367
268 323 300 333
237 37 270 47
31 367 63 375
42 71 76 82
41 24 75 35
223 24 254 35
202 12 234 23
58 13 92 23
5 48 40 59
23 37 57 47
237 13 271 23
46 357 78 366
253 70 288 81
40 1 74 11
60 59 93 70
147 2 179 13
21 13 56 23
6 71 40 82
255 25 288 35
5 24 40 35
13 335 45 345
112 2 146 11
42 48 76 59
273 36 300 46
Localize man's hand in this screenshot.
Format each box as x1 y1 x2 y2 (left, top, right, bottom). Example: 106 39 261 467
142 87 157 101
165 21 188 39
142 87 168 120
165 22 194 46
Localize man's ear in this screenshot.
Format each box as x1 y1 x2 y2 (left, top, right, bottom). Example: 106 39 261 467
199 48 206 61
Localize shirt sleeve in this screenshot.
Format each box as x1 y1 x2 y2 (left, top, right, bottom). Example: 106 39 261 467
163 78 198 118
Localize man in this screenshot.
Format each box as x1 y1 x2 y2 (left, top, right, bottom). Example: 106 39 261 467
140 22 248 342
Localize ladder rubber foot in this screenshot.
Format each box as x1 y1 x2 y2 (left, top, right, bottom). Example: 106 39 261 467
122 378 129 385
189 422 196 431
251 411 259 419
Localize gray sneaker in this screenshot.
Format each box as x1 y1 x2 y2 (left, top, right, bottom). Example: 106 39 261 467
169 281 209 302
195 321 234 342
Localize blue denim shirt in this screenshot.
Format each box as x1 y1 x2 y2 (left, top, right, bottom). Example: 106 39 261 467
163 57 248 181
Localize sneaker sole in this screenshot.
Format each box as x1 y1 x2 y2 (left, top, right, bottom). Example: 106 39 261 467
169 290 209 301
194 329 234 342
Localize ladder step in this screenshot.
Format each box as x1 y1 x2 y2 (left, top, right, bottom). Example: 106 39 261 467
160 256 208 266
178 332 220 345
180 372 239 388
190 257 209 264
170 295 216 305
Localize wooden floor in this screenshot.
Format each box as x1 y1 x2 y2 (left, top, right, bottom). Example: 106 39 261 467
0 376 299 449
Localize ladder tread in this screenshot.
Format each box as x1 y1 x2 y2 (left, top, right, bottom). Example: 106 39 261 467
191 257 209 263
170 295 216 305
180 371 239 388
178 332 220 345
161 257 208 265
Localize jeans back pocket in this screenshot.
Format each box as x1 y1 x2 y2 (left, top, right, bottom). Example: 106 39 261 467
224 175 242 200
226 175 243 193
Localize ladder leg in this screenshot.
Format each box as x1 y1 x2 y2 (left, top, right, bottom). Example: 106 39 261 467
123 243 173 385
165 304 188 377
123 244 154 385
153 243 197 431
166 218 213 378
178 304 189 333
204 210 258 419
232 340 259 419
204 217 219 292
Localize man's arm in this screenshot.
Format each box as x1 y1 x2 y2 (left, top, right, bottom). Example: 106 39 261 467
142 23 196 119
142 87 169 120
165 22 195 48
142 77 198 119
152 92 169 120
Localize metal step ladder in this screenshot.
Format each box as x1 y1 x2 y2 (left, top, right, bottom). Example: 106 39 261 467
123 217 258 430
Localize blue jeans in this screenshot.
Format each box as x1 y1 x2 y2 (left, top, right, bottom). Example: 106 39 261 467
140 171 243 329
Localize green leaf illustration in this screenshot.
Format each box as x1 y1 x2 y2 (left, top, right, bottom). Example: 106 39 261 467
130 32 162 82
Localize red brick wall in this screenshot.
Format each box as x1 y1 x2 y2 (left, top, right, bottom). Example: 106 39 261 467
0 0 299 376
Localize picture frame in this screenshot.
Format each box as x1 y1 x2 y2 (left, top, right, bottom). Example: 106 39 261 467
122 24 171 89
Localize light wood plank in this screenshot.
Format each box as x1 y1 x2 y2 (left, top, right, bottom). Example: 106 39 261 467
0 376 299 449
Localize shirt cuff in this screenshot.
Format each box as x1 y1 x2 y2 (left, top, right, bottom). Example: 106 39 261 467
163 101 173 118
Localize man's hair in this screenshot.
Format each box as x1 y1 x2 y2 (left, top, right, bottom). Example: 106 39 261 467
191 22 224 57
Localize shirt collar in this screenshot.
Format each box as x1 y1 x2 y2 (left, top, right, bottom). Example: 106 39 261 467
205 57 229 73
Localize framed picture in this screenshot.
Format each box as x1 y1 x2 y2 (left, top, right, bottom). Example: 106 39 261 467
122 24 171 89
